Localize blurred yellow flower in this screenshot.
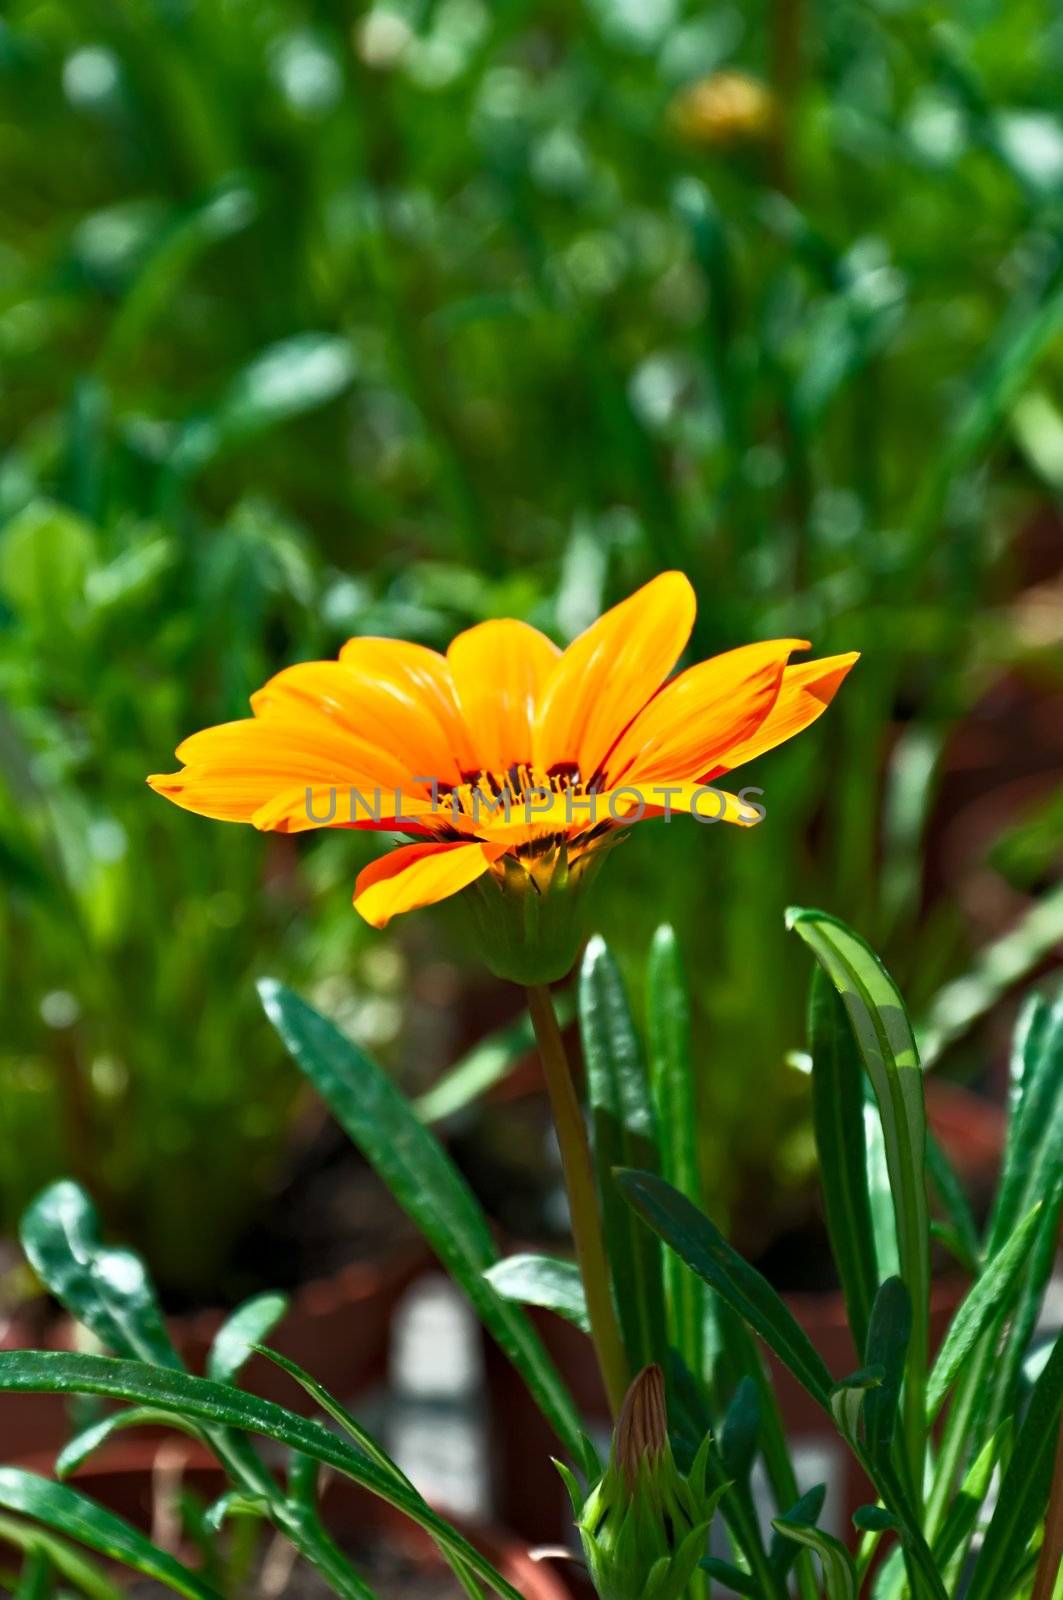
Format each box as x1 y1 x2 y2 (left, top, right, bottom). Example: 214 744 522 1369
669 71 776 149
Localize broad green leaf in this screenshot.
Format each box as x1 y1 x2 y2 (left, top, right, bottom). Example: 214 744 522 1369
786 910 930 1475
580 938 668 1372
809 969 878 1353
927 1202 1042 1421
965 1330 1063 1600
863 1278 910 1459
56 1410 201 1480
0 1472 219 1600
19 1183 180 1370
772 1518 857 1600
482 1256 589 1334
207 1294 289 1384
259 980 584 1466
0 1353 521 1600
0 1512 119 1600
414 996 574 1125
616 1170 833 1408
646 925 705 1380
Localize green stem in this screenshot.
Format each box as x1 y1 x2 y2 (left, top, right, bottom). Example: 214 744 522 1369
526 984 629 1417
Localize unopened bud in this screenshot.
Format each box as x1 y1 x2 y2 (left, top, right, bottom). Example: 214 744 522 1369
568 1366 726 1600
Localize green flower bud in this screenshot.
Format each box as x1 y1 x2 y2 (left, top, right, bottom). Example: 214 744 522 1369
568 1366 724 1600
460 833 616 985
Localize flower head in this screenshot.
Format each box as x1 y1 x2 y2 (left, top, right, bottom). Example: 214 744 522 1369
669 71 776 149
149 572 856 980
570 1365 723 1600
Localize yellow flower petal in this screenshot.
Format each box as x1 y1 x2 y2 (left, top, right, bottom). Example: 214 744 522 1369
353 839 507 928
709 652 860 776
533 571 696 780
604 638 809 788
447 619 560 776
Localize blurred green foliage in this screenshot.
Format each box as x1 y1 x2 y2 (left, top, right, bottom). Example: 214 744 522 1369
2 0 1062 1281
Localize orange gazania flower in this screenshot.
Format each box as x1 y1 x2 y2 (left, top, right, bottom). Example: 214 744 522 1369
149 573 856 976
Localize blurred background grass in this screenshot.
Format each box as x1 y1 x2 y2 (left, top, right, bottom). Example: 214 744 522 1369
1 0 1062 1298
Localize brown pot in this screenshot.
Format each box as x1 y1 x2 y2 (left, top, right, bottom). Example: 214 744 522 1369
1 1243 428 1467
19 1439 575 1600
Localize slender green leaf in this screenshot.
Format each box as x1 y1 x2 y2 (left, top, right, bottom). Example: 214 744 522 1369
863 1278 911 1459
918 887 1063 1067
482 1256 589 1334
720 1378 759 1482
646 925 705 1381
19 1183 180 1370
786 910 930 1480
259 979 584 1466
966 1331 1063 1600
986 996 1063 1254
580 938 668 1372
769 1484 827 1580
925 1133 981 1272
699 1557 760 1597
809 969 879 1352
772 1518 857 1600
250 1347 488 1600
930 1425 1004 1571
0 1353 522 1600
56 1410 201 1480
927 1202 1042 1421
207 1294 288 1385
14 1546 49 1600
616 1171 832 1408
0 1472 219 1600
